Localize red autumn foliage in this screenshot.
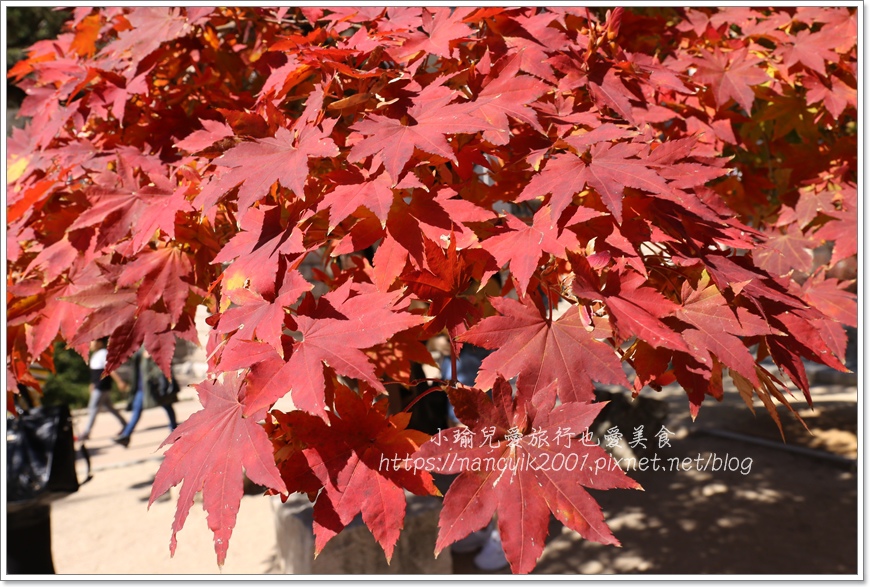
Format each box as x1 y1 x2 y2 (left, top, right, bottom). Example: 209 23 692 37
7 6 857 573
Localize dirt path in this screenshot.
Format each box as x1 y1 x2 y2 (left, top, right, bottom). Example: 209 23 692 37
52 388 280 574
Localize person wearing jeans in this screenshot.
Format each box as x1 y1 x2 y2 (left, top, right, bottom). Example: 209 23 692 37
113 348 178 448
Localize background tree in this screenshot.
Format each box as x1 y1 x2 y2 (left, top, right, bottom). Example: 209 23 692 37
6 6 857 574
6 7 69 109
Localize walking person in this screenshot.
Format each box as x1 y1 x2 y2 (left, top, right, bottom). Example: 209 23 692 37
78 338 128 442
113 347 179 448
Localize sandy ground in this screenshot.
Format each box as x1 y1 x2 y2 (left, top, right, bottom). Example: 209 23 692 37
43 372 859 577
52 387 281 575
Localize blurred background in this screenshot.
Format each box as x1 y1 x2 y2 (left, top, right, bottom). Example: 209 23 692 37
7 8 70 132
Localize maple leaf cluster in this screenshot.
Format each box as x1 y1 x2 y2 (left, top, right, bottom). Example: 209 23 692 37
6 6 856 573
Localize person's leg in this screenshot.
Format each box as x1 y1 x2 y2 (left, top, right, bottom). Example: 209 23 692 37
101 391 128 429
79 389 101 440
116 390 144 445
163 402 178 431
473 519 508 571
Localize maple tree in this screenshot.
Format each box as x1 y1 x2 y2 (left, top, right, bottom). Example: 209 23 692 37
6 6 857 574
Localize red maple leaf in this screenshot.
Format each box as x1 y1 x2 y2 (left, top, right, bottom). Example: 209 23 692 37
371 233 412 293
626 340 677 392
116 246 194 324
777 28 841 75
318 165 396 230
572 268 689 353
89 68 150 127
211 205 305 298
505 36 557 82
694 48 769 114
587 62 636 124
421 189 494 247
67 160 186 253
104 309 188 376
702 254 807 309
800 272 857 329
402 236 496 340
791 187 840 229
19 264 102 358
811 185 857 267
244 281 426 417
198 124 338 212
672 351 725 418
6 5 860 574
418 376 641 574
753 229 815 276
349 79 494 183
482 207 575 295
393 7 473 60
215 271 312 355
271 385 439 561
370 188 492 291
768 301 852 409
803 72 856 119
468 53 549 145
645 136 731 188
59 268 195 375
197 89 338 214
67 288 138 350
129 184 193 253
516 153 593 222
150 373 287 566
365 329 437 382
580 142 673 223
101 8 201 66
674 276 760 387
458 296 628 403
519 141 672 223
769 310 850 375
175 118 235 154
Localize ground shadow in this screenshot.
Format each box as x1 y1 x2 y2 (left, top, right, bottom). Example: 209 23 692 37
528 383 858 575
450 381 857 575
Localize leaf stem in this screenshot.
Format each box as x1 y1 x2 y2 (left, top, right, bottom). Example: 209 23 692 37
402 384 445 414
449 339 459 388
